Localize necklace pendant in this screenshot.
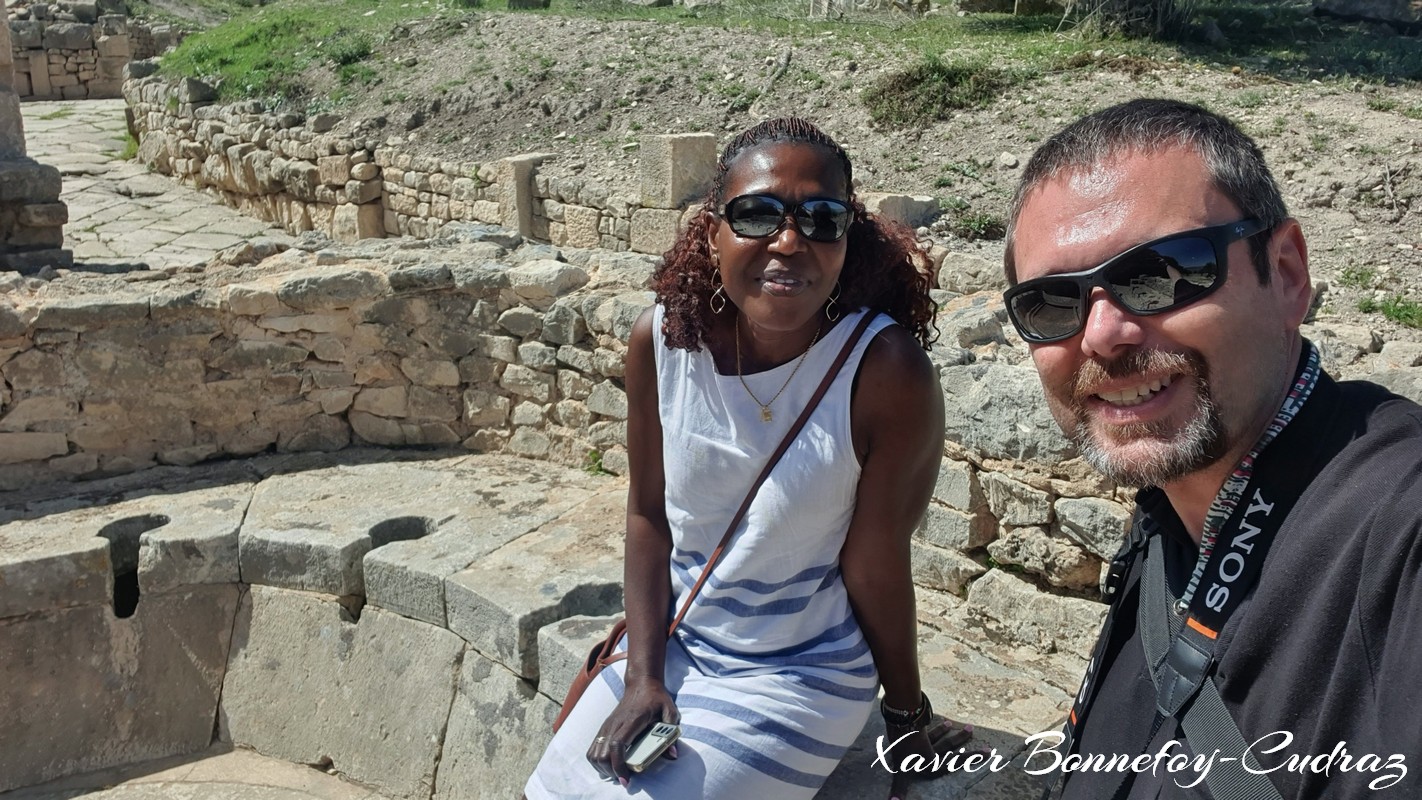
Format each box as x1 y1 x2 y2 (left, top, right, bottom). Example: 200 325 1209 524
760 407 773 422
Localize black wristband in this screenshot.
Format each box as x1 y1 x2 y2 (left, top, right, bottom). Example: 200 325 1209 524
880 691 931 728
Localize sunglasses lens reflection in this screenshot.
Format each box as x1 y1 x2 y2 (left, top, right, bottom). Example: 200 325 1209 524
1107 236 1220 313
725 195 851 242
1010 282 1085 342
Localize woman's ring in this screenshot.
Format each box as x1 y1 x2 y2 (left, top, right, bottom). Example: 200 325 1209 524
594 736 607 744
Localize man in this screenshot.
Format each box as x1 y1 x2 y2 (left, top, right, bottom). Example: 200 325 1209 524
1002 98 1422 799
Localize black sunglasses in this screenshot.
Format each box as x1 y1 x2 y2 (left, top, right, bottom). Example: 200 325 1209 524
1003 218 1269 344
720 194 853 243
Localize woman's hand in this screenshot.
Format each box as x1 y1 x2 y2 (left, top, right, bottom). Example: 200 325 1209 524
586 675 680 786
882 713 974 800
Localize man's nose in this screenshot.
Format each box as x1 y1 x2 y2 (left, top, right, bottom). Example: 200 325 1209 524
1079 288 1146 360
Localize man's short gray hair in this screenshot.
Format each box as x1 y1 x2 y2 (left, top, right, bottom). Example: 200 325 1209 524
1002 98 1288 285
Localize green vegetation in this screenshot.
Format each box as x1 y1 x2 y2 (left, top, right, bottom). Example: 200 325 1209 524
36 106 75 120
1358 295 1422 329
1338 266 1377 289
120 131 140 161
583 449 612 476
864 56 1025 127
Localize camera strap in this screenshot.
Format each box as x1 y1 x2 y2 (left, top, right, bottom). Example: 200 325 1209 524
1041 344 1324 800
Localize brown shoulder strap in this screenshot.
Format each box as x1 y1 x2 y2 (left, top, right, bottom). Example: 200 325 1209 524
665 311 878 637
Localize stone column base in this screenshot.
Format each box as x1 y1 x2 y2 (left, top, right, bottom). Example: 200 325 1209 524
0 158 71 273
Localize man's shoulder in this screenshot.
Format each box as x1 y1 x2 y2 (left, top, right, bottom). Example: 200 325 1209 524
1331 377 1422 468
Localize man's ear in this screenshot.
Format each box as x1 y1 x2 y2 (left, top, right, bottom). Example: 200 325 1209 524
1269 218 1312 329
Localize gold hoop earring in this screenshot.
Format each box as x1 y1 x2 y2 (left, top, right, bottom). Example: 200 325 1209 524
709 269 727 314
825 282 841 322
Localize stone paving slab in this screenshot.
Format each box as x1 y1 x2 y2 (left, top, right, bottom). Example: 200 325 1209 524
18 99 293 271
0 746 388 800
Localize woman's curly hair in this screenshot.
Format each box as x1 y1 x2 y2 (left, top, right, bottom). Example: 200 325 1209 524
651 117 939 351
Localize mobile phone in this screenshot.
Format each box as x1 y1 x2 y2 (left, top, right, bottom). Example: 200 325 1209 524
625 722 680 773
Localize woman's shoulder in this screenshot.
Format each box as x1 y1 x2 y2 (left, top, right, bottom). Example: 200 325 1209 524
858 314 936 394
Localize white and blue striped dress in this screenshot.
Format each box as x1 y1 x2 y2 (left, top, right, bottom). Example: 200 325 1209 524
525 306 892 799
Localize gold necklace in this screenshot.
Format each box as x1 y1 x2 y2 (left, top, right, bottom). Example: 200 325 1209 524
735 317 822 423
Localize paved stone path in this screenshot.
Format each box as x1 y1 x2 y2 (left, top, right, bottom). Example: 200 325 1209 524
20 99 292 270
3 746 390 800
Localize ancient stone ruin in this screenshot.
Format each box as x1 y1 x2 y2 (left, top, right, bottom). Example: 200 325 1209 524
0 16 71 271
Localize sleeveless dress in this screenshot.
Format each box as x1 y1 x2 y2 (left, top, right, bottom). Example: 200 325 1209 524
525 306 894 799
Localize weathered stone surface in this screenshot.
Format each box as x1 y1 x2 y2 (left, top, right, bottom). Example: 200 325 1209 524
860 192 938 227
987 526 1100 590
362 457 605 627
942 364 1076 465
584 251 657 290
937 293 1006 348
506 260 591 311
432 650 560 800
933 458 986 512
1371 368 1422 406
274 267 388 311
445 488 626 679
628 207 681 255
500 363 555 401
938 251 1008 295
585 380 628 420
910 539 986 596
0 515 111 618
498 306 542 337
916 503 996 552
1055 496 1131 561
980 471 1053 527
220 587 463 800
0 585 239 792
967 569 1105 658
536 613 624 706
32 296 149 331
0 431 69 465
638 133 714 209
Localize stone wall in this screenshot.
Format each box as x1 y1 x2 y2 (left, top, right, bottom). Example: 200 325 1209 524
9 13 130 100
0 17 72 271
121 73 938 254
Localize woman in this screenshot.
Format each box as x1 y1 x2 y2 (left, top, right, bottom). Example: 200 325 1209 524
525 118 969 800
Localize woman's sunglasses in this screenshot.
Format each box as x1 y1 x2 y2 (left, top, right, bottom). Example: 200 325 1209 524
1003 218 1269 343
720 194 853 243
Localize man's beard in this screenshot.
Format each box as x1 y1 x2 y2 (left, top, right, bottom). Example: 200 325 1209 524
1066 348 1227 488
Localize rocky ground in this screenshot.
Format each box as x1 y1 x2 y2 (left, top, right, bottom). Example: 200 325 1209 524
273 8 1422 349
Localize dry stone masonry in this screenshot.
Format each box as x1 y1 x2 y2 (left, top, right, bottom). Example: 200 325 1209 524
6 1 180 100
122 73 936 255
0 16 71 271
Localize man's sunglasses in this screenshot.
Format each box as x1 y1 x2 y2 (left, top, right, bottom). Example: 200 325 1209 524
720 194 853 243
1003 218 1268 343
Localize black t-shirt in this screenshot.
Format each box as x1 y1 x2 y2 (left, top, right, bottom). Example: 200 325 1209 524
1058 373 1422 800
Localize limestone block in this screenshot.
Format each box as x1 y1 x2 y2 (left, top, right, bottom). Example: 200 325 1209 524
95 33 129 57
1370 368 1422 406
211 340 309 373
0 515 110 618
986 526 1100 590
941 363 1076 465
407 386 459 422
966 568 1105 658
536 613 624 705
364 462 600 627
556 345 596 374
42 22 93 50
934 458 986 512
585 380 628 420
518 341 558 372
435 651 560 800
638 133 715 209
498 306 542 337
501 363 555 402
562 204 602 248
980 471 1052 527
464 389 511 427
275 266 388 311
910 539 986 596
352 385 408 418
916 503 995 552
10 21 42 50
0 95 24 159
495 153 553 237
17 202 69 227
860 192 938 228
1055 497 1131 561
556 370 593 402
938 293 1006 348
542 301 587 346
585 251 657 290
938 251 1007 295
0 158 62 204
331 202 383 242
0 431 68 465
506 259 591 312
349 410 404 445
508 427 551 457
628 207 681 255
445 487 626 678
399 357 460 387
0 585 240 791
318 154 352 186
220 587 464 800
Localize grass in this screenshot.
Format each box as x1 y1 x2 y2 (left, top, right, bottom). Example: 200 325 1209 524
36 106 75 120
120 132 140 161
1358 296 1422 329
1338 266 1377 289
583 449 612 476
864 56 1026 128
